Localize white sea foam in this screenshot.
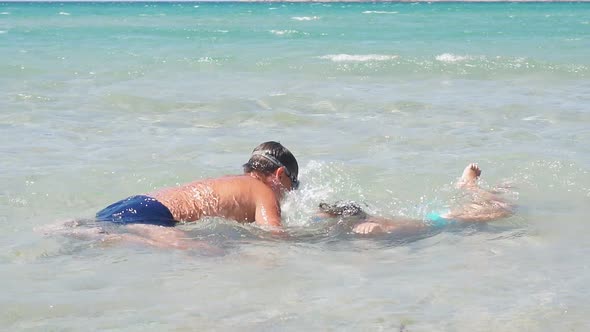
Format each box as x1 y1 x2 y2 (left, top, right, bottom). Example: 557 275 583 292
270 30 306 36
197 57 215 63
435 53 470 63
291 16 320 21
59 12 71 16
1 12 10 15
319 54 398 62
522 115 553 124
362 11 398 14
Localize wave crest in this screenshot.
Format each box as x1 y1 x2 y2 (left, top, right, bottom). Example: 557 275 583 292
435 53 471 63
269 29 308 36
319 54 398 62
362 11 398 14
291 16 320 21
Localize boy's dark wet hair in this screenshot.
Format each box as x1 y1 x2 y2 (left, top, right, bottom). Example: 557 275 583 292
243 141 299 187
319 201 366 218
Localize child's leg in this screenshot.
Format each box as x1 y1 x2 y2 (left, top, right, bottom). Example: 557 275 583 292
124 224 222 252
444 164 514 223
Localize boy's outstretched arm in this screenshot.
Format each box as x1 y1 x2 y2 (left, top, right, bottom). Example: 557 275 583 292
353 216 427 235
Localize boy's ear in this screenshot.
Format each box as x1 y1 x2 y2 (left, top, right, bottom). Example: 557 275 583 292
274 167 285 178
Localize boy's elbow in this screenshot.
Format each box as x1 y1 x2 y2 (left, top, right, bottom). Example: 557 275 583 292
266 218 282 227
255 217 282 227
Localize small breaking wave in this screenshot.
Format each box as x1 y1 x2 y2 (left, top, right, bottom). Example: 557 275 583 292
59 12 71 16
319 54 398 62
1 12 10 15
435 53 471 63
362 11 398 14
269 29 308 36
291 16 320 21
198 57 214 63
197 57 220 64
314 53 588 78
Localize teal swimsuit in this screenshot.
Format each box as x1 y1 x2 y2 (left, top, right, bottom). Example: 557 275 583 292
425 211 456 228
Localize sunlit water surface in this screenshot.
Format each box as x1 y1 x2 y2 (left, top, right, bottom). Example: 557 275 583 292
1 2 589 331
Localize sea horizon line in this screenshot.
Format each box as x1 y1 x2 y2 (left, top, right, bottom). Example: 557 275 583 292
2 0 590 3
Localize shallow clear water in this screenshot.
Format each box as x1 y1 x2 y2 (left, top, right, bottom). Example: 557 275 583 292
1 2 589 331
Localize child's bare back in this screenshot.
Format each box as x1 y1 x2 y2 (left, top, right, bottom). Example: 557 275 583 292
150 175 280 225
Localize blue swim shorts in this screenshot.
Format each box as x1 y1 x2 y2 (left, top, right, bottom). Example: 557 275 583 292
96 195 176 227
426 211 457 228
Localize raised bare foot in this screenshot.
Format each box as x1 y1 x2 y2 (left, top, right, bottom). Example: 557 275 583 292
456 163 481 189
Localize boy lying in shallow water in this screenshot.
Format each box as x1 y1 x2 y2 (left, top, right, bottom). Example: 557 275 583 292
58 163 512 250
318 164 514 235
96 141 299 228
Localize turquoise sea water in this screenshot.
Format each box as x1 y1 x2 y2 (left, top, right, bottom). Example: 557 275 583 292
1 2 590 330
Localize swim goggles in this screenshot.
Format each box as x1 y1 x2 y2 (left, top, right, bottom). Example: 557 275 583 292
251 151 299 190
